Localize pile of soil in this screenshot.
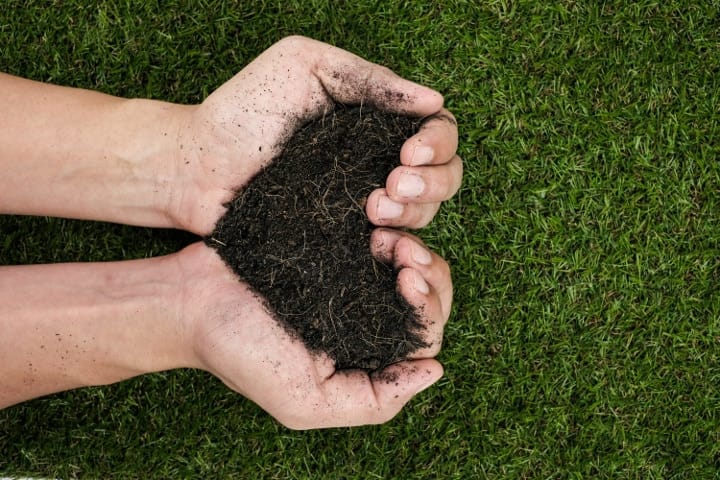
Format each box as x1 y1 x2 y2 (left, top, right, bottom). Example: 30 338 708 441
207 105 427 370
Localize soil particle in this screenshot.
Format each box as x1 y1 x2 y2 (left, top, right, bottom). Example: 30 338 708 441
207 105 428 370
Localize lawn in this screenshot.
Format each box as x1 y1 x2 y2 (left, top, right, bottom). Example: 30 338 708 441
1 0 720 478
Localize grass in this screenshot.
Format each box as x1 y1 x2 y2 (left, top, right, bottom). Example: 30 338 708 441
1 0 720 478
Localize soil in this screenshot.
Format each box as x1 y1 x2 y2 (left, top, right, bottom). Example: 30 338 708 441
206 105 428 370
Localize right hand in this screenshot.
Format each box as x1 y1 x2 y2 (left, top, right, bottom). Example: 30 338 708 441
166 36 461 235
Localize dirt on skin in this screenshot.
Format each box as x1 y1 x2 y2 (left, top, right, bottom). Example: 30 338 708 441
207 105 428 370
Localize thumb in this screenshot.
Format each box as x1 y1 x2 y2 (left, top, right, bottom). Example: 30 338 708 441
304 38 443 116
371 359 444 411
298 358 443 429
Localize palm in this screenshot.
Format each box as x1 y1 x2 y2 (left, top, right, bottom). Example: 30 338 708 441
176 242 442 429
178 245 320 388
175 41 337 234
171 36 445 235
167 37 454 428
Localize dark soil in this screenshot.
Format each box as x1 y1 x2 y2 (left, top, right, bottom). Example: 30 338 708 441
206 105 427 370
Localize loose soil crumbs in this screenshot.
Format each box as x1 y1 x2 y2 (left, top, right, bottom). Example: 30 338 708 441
207 105 427 370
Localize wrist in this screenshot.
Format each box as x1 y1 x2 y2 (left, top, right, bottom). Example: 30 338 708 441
0 74 195 228
111 98 194 230
172 242 241 371
108 252 199 375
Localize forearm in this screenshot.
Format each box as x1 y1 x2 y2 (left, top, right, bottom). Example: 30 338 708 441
0 73 190 227
0 254 194 408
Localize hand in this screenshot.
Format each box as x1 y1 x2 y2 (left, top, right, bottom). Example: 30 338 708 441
177 231 451 429
169 36 462 235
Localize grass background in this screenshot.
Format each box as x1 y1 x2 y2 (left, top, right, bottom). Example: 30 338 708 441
1 0 720 478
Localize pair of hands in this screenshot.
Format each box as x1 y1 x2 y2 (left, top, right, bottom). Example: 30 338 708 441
0 36 460 428
172 37 461 429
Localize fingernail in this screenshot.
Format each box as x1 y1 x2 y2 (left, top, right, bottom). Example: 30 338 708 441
397 173 425 198
411 243 433 266
414 271 430 295
377 195 404 220
411 146 434 165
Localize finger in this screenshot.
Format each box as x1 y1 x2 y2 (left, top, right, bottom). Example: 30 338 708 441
396 267 445 358
218 36 443 125
401 108 459 167
299 359 442 429
368 359 442 416
385 154 463 203
370 229 453 319
304 37 443 116
366 188 441 229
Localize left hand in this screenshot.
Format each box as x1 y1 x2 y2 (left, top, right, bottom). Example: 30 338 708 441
166 36 462 235
175 230 451 429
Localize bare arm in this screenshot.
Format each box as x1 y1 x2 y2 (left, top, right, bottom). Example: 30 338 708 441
0 73 189 227
0 253 193 407
0 240 447 429
0 37 461 235
0 37 460 427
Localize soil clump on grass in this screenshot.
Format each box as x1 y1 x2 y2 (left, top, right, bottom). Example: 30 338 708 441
207 105 427 370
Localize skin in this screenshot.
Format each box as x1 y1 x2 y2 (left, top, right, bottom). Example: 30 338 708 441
0 36 462 429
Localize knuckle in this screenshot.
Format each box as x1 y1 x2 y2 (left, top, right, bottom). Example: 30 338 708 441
277 35 313 53
408 210 432 229
421 108 458 130
373 406 401 425
453 155 464 176
438 258 452 282
396 234 415 253
442 108 458 124
425 340 442 358
453 157 464 187
418 204 441 228
430 175 453 201
376 64 396 79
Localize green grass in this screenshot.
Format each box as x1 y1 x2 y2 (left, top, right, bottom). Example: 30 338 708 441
2 0 720 478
